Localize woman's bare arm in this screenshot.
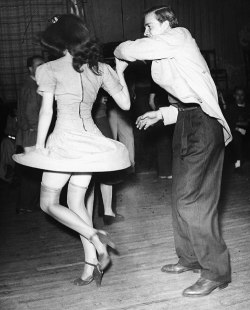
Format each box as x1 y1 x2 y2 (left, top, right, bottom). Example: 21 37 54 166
36 92 54 149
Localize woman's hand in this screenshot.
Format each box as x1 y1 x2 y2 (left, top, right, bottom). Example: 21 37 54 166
136 111 161 130
115 57 128 74
23 145 36 153
35 145 49 156
23 145 49 156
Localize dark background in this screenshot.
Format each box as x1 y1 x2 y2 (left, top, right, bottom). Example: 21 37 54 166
1 0 250 104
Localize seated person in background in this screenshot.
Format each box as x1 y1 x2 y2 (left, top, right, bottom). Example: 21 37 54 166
15 55 45 213
224 86 250 173
149 79 174 179
91 89 125 225
0 104 18 182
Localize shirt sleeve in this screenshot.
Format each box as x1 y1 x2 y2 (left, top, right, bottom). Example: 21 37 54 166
36 63 56 95
159 105 178 125
114 29 185 61
101 64 123 97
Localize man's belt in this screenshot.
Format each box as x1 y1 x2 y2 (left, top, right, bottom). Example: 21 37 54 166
177 103 200 111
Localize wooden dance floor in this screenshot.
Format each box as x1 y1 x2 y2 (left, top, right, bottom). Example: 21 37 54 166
1 161 250 310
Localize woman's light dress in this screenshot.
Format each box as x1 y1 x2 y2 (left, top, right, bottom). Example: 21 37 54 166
13 53 130 172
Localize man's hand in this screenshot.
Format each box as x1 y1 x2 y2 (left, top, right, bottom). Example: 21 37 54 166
136 111 161 130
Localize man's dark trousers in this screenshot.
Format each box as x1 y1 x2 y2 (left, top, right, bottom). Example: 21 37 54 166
171 107 231 283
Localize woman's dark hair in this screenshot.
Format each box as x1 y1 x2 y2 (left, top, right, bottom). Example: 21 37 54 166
41 14 102 74
144 5 178 28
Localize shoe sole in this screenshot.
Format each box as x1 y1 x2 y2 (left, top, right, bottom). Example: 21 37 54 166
182 283 228 297
161 268 201 274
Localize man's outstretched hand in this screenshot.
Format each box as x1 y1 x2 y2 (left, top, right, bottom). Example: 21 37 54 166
136 111 162 130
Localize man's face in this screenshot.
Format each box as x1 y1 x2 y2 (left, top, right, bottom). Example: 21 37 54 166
233 90 245 105
144 12 169 37
29 58 45 77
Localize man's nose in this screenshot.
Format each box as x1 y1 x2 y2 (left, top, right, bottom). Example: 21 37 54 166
144 29 148 36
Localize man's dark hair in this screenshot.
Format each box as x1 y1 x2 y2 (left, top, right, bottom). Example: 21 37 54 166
233 86 246 94
26 55 44 69
144 5 178 28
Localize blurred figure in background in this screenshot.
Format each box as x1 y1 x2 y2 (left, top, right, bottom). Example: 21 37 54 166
15 55 45 214
216 85 227 112
92 89 125 225
0 104 18 183
149 79 174 179
108 70 136 176
224 86 250 173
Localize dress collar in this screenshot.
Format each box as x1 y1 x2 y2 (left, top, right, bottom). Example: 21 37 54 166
64 51 73 59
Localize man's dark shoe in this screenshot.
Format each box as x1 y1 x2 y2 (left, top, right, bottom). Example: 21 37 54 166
161 263 200 274
103 214 125 225
182 277 229 297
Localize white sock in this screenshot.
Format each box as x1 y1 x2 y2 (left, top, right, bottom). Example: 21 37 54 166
235 160 241 168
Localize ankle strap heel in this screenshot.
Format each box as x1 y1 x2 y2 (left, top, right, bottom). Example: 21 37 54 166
73 261 103 287
89 231 117 270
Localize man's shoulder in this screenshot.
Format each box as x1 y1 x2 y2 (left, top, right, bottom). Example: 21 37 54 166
154 27 192 44
22 75 37 87
20 75 37 91
162 27 191 36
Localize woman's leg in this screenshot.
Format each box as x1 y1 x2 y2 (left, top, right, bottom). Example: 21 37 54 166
85 180 95 217
41 171 95 238
67 175 97 280
100 183 114 217
41 171 115 270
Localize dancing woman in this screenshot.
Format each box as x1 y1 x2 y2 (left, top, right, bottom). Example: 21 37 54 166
13 14 131 287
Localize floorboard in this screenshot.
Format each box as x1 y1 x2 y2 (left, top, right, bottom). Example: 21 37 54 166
1 161 250 310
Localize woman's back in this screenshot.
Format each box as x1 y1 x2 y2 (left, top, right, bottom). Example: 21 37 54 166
36 53 122 133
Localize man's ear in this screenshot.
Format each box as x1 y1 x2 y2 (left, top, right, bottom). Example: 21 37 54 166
162 20 170 31
28 66 32 75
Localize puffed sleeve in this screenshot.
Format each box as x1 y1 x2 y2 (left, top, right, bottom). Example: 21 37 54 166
101 64 123 97
36 63 56 95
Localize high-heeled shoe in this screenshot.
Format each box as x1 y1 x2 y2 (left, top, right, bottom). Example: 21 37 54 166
90 231 117 271
73 262 103 287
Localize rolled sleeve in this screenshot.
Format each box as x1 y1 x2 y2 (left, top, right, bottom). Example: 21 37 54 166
114 30 185 61
36 63 56 95
159 105 178 125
